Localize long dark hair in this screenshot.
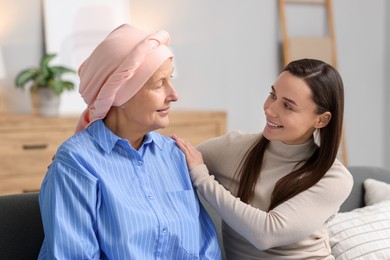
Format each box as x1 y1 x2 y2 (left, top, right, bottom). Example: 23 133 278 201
236 59 344 210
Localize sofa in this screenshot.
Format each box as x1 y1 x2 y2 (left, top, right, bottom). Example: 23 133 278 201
201 165 390 260
0 191 44 259
0 166 389 259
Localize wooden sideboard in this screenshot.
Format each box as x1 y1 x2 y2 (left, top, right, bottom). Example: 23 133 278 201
0 111 226 195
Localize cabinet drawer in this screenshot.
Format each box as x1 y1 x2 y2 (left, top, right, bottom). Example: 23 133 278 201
0 175 43 195
0 130 73 180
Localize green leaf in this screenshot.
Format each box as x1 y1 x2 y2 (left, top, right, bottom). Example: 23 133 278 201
35 73 47 87
62 81 75 91
40 53 56 69
40 53 56 78
51 66 76 77
15 52 77 95
51 81 63 95
49 80 75 95
15 68 40 88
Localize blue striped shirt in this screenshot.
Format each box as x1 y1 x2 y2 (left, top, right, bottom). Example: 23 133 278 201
38 120 221 260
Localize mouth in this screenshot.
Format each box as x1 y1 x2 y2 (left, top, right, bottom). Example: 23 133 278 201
267 121 283 128
157 107 170 114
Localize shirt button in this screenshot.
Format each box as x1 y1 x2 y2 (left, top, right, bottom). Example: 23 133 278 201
148 195 154 200
137 160 143 166
162 228 168 233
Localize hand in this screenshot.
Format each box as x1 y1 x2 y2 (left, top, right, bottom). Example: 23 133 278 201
171 134 204 170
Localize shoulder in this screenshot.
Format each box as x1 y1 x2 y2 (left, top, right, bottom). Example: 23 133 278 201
150 131 176 147
225 130 260 142
59 130 95 151
196 131 261 170
327 160 353 183
53 131 97 165
149 131 184 156
43 137 100 192
197 130 261 153
51 130 102 173
318 160 354 199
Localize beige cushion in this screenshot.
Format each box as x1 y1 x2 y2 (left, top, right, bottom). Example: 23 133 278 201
328 200 390 259
364 178 390 206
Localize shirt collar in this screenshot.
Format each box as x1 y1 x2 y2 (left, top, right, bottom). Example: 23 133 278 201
146 131 164 150
86 120 165 153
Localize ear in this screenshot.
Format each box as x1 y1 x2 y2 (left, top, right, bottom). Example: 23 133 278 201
314 112 332 129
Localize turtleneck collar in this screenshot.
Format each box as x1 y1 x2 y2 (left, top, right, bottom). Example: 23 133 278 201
267 136 318 162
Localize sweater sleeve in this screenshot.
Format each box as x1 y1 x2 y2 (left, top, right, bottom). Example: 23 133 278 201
191 159 353 250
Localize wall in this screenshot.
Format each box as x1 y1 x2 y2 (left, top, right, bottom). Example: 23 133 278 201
130 0 279 135
0 0 43 113
386 0 390 170
0 0 388 169
335 0 386 168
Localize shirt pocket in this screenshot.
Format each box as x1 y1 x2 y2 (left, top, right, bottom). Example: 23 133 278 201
167 190 201 255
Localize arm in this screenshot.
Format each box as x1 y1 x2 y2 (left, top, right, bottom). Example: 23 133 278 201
174 135 353 250
191 163 353 249
39 157 101 259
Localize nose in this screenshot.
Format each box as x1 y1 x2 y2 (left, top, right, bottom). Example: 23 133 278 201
167 83 179 102
264 99 277 118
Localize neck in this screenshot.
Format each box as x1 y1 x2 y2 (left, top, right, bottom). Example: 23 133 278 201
104 107 145 150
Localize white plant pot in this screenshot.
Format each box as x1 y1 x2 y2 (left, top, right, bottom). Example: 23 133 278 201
31 88 60 116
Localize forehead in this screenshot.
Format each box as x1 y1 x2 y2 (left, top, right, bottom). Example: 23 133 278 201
273 71 313 103
148 59 173 82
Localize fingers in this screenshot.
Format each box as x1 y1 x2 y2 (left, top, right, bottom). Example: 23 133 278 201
171 134 204 170
171 135 199 161
171 134 185 150
171 134 192 151
171 134 185 145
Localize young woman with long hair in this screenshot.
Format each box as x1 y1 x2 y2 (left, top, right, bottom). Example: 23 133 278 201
174 58 353 259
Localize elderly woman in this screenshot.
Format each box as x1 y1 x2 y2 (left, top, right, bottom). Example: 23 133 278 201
38 24 221 260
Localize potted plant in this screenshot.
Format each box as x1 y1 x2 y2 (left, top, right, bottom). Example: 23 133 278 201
15 53 76 116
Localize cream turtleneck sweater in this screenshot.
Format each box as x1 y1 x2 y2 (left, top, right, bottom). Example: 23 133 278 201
192 131 353 259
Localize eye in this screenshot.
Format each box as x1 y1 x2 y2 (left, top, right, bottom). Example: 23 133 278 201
284 102 293 110
269 91 277 100
154 79 166 88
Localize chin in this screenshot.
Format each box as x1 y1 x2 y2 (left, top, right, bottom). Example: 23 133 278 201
155 119 170 129
263 134 275 141
262 128 273 139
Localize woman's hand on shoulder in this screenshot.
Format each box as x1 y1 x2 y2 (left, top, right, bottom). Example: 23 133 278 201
171 134 204 170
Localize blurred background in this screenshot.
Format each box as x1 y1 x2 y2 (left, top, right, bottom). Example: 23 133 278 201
0 0 389 169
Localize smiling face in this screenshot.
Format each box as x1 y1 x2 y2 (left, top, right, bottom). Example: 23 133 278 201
263 71 331 145
120 58 178 134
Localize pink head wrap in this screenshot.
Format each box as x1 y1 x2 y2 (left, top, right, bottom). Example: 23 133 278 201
75 24 173 132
